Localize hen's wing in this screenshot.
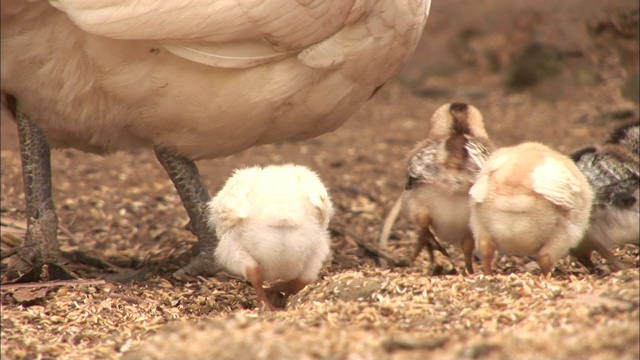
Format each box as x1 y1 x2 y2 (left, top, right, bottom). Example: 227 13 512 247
48 0 370 68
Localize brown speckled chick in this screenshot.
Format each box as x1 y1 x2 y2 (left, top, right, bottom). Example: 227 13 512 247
570 122 639 272
469 142 593 276
399 103 493 274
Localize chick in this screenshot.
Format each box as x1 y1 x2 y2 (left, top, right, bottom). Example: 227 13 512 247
382 103 493 274
207 164 333 310
469 142 593 275
570 122 639 271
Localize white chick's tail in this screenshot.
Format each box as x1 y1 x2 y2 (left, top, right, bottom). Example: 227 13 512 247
379 191 405 250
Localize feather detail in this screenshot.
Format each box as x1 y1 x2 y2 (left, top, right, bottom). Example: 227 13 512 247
160 39 290 68
465 137 491 169
469 172 489 203
49 0 357 46
531 157 581 209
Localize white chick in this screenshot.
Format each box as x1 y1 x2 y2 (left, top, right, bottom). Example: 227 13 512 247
469 142 593 276
207 164 333 310
570 122 639 271
382 103 493 274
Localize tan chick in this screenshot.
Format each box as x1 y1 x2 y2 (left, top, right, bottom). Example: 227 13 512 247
469 142 593 276
569 122 639 271
381 103 493 274
207 164 333 311
1 0 431 280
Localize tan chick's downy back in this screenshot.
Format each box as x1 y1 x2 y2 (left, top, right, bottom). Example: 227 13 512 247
470 142 593 275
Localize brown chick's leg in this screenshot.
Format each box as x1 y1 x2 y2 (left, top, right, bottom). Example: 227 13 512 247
414 227 437 263
476 234 495 275
461 236 475 275
154 148 222 279
429 233 452 259
245 266 279 311
7 98 75 282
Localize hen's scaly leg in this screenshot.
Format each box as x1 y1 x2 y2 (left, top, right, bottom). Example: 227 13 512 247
8 98 74 281
154 148 222 278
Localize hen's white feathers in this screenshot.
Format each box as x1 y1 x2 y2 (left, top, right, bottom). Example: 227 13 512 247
49 0 356 44
208 164 333 233
2 0 430 159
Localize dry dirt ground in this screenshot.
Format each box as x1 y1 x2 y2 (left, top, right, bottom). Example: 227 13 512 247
1 1 639 359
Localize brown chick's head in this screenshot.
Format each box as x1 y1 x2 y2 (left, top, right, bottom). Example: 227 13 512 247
402 103 493 274
469 142 593 276
426 102 490 142
606 121 639 155
406 103 493 192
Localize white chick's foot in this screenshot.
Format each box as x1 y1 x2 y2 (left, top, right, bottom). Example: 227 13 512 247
265 278 310 308
245 266 282 311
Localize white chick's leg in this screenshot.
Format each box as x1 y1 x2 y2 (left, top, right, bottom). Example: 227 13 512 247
266 248 327 308
537 226 589 276
245 266 281 311
536 253 553 277
266 278 310 309
474 229 496 275
536 238 567 276
5 97 75 282
154 148 222 279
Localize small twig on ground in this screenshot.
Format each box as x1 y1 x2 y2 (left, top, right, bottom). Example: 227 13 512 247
106 292 141 304
331 225 410 267
0 279 106 290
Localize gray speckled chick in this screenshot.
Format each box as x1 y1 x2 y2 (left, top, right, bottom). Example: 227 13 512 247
570 122 639 271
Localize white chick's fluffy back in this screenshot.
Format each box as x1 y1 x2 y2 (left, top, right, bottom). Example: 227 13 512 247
208 164 333 235
206 164 334 282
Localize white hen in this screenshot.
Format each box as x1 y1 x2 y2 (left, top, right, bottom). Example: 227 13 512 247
0 0 431 280
207 164 333 311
